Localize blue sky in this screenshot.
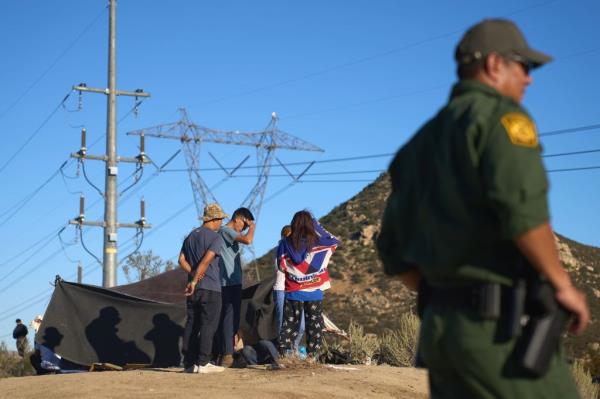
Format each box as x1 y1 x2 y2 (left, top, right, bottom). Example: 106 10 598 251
1 0 599 343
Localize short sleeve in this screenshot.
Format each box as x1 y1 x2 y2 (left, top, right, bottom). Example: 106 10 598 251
209 234 225 256
180 236 190 258
220 227 237 245
480 111 549 238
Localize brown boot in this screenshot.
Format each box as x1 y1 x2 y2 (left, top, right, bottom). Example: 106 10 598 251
220 354 234 368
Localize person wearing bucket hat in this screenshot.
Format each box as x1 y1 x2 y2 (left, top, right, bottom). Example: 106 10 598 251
178 202 228 374
377 19 588 398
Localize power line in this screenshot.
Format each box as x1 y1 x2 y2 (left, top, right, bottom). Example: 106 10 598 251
282 84 448 120
0 232 60 283
0 6 106 121
195 1 556 107
234 169 386 177
162 152 395 173
0 97 151 270
543 148 600 158
0 289 54 323
77 226 102 265
0 226 63 269
0 152 149 276
0 255 102 323
0 228 150 322
547 165 600 173
5 146 594 291
80 159 104 198
0 90 73 175
293 179 373 183
0 161 67 227
539 123 600 137
160 131 600 174
0 246 64 293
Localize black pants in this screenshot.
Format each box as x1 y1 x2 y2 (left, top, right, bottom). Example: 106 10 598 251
279 299 324 355
213 284 242 356
182 288 222 367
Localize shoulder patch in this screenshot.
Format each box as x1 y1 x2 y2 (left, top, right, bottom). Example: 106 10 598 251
500 112 538 148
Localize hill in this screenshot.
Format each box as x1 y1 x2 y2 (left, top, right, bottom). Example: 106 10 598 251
254 173 600 365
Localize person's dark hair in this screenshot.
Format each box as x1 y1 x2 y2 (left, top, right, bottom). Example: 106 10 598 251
457 58 486 79
231 207 254 222
288 210 318 252
16 319 21 323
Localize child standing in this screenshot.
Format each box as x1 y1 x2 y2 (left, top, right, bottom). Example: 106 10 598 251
277 210 340 357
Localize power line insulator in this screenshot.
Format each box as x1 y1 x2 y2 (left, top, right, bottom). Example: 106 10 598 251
79 128 87 156
138 198 146 227
78 194 85 223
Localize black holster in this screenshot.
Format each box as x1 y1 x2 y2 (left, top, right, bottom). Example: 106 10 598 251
514 278 571 377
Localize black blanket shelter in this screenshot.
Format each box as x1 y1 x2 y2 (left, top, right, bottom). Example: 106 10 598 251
36 269 277 367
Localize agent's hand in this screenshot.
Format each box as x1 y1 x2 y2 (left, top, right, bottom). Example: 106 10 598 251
184 282 196 297
555 285 590 334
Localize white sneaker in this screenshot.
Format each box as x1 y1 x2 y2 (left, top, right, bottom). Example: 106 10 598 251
184 365 199 373
198 363 225 374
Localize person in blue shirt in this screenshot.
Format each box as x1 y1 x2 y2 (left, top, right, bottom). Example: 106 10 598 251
213 207 256 367
179 203 228 374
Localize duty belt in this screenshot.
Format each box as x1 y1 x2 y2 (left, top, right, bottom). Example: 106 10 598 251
428 283 503 319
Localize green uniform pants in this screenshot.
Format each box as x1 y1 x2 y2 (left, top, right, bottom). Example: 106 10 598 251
420 304 580 399
16 337 28 357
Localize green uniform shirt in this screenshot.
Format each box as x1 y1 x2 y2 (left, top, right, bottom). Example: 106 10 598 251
378 79 549 286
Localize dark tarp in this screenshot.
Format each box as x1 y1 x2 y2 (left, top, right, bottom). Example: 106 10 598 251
36 270 276 367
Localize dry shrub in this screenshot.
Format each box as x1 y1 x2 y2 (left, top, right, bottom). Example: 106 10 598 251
347 320 378 364
586 354 600 380
571 359 599 399
321 333 345 356
0 342 27 378
278 353 322 370
378 312 420 367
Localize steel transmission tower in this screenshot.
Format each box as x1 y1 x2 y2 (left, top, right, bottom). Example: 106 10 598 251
128 109 323 222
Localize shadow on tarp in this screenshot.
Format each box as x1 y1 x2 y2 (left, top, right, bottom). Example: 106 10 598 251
36 273 276 367
36 280 186 367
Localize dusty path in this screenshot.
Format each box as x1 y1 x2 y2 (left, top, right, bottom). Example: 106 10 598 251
0 365 428 399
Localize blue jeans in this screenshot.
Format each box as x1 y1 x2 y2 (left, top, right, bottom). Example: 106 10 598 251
273 290 304 350
241 340 279 365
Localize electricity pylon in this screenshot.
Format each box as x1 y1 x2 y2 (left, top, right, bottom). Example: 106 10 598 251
128 109 323 282
128 108 323 221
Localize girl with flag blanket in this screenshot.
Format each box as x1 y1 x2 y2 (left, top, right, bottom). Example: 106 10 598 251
277 210 340 357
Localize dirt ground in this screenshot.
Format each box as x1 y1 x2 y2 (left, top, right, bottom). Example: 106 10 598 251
0 365 428 399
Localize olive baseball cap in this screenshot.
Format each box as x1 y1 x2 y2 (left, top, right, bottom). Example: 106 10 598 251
202 203 228 221
455 19 552 68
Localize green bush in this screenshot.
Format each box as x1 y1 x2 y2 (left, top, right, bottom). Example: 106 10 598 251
571 359 599 399
378 312 420 367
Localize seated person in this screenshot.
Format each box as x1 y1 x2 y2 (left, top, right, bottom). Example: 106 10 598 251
234 329 278 368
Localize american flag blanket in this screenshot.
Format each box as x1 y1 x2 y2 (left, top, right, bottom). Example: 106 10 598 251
276 220 340 293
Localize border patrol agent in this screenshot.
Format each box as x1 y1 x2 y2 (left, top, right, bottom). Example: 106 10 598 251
377 19 590 398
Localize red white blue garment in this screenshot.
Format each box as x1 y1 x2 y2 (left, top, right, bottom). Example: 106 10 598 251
276 219 340 301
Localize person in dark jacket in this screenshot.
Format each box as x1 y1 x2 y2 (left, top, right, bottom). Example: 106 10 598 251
13 318 29 357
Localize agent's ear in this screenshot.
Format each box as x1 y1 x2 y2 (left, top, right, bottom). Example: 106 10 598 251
484 53 506 83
